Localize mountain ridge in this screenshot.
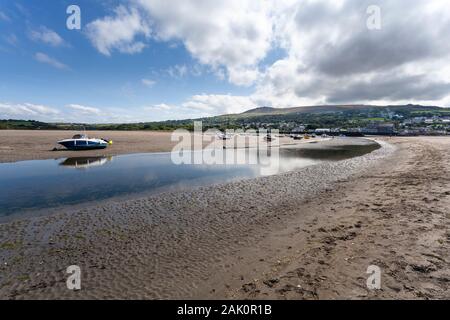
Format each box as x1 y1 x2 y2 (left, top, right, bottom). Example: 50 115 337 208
238 104 443 117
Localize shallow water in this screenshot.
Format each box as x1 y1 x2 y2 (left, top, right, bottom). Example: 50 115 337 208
0 140 379 217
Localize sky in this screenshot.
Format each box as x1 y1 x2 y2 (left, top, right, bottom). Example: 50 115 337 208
1 0 450 123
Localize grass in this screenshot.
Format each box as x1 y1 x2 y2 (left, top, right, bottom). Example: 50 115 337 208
0 241 22 250
17 275 30 282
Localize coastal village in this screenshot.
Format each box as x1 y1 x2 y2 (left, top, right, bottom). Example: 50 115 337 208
244 114 450 136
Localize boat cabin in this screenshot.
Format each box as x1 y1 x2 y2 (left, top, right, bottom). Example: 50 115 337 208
72 134 88 139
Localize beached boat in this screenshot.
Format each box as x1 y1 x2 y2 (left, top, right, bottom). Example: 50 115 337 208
217 132 232 140
264 134 276 142
58 134 110 150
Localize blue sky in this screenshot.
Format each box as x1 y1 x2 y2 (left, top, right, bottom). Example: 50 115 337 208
0 0 260 122
1 1 449 123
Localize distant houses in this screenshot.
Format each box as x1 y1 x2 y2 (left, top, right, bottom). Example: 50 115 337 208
397 115 450 136
291 125 306 133
237 110 450 137
315 128 331 134
361 123 396 135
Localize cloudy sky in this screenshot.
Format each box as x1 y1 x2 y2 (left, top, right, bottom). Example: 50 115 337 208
1 0 450 123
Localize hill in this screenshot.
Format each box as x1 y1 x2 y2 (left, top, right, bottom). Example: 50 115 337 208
1 104 448 131
236 104 442 116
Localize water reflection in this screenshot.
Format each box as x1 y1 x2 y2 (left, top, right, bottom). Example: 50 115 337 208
59 156 112 169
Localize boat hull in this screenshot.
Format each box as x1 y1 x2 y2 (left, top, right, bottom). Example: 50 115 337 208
58 140 108 150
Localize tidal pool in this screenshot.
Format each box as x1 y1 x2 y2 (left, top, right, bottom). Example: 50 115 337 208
0 138 379 217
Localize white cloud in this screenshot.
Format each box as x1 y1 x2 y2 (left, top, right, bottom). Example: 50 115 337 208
85 5 151 56
85 0 273 85
144 103 174 111
138 0 273 85
146 0 275 86
10 1 450 123
153 103 172 110
163 64 207 79
165 0 449 110
259 0 450 107
167 64 188 78
67 104 101 115
191 64 203 77
147 1 450 107
34 52 69 70
4 34 18 47
182 94 257 116
29 26 65 47
0 102 60 119
0 11 11 22
141 78 156 87
228 67 261 87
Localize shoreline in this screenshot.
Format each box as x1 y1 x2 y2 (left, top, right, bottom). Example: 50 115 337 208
0 129 326 164
0 137 448 299
0 137 374 224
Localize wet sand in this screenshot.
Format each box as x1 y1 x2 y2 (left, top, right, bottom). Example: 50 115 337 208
224 137 450 299
0 130 308 163
0 136 448 299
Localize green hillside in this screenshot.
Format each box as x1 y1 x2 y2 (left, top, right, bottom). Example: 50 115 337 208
1 104 448 131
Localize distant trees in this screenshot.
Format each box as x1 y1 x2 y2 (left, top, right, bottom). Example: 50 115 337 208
1 105 448 131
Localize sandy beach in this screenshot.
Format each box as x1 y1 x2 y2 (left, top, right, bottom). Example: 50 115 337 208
0 130 306 163
0 130 192 163
0 135 448 299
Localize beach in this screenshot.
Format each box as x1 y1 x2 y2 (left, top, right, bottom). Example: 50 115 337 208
0 130 191 163
0 130 306 163
0 134 448 299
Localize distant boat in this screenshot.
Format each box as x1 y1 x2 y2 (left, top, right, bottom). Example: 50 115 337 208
264 134 276 142
58 134 110 150
217 132 232 140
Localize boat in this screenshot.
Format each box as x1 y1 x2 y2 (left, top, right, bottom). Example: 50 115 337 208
58 134 111 150
217 132 232 140
264 134 276 142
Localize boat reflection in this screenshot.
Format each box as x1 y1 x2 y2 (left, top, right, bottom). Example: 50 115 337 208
59 156 112 169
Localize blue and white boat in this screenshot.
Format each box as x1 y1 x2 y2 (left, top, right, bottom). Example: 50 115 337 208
58 134 110 150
